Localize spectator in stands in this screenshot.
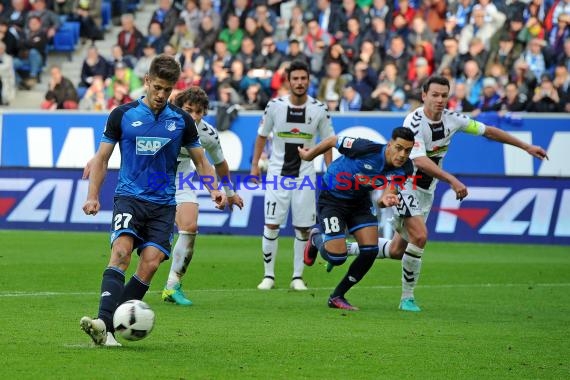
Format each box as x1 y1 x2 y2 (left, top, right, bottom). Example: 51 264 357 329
523 37 547 80
108 44 134 70
549 14 570 57
448 0 473 30
178 39 205 75
340 16 365 62
195 14 218 56
0 21 19 58
460 37 489 75
462 59 483 105
284 38 309 65
13 15 47 89
145 21 167 54
78 75 107 110
486 62 509 88
169 17 194 54
519 15 546 44
73 0 103 33
219 13 244 56
315 0 343 37
210 39 233 71
368 0 391 25
79 45 109 91
419 0 447 33
44 64 79 109
436 36 462 77
458 6 501 55
377 61 405 94
553 63 570 111
107 79 133 110
72 0 103 43
357 39 382 74
485 32 520 77
317 60 347 104
350 59 377 101
364 16 388 55
325 91 339 111
550 0 570 31
473 76 502 114
392 0 416 32
404 56 430 102
248 3 276 37
558 37 570 71
253 36 284 72
134 43 158 80
407 16 435 57
389 88 410 112
384 35 410 83
228 58 248 96
0 40 16 105
235 36 256 71
106 60 143 99
407 41 434 81
7 0 28 32
339 82 362 112
269 60 290 98
180 0 201 37
27 0 61 40
117 13 145 59
477 0 506 26
199 0 221 31
527 73 563 111
243 16 266 52
447 80 476 112
149 0 180 40
434 15 460 58
367 83 392 111
240 82 268 110
498 81 528 112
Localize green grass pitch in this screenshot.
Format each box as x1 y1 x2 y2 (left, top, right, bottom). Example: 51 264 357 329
0 230 569 379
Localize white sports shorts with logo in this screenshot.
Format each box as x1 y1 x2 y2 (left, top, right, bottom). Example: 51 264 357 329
175 158 198 204
264 175 316 227
390 187 434 242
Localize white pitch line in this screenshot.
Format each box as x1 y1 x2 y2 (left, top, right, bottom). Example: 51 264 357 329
1 283 569 298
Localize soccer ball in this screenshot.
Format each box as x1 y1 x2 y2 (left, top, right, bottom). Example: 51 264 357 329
113 300 155 341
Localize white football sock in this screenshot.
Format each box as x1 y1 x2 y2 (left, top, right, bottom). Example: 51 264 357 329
293 237 306 278
166 232 196 289
401 243 424 300
377 238 392 259
262 227 279 278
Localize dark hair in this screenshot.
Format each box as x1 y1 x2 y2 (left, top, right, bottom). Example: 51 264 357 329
148 54 181 84
286 60 310 80
422 75 450 93
174 86 209 111
391 126 415 142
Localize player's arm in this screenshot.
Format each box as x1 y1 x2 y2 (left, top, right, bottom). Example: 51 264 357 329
483 126 549 160
83 142 115 215
188 146 226 210
214 160 244 210
298 135 337 161
377 187 400 208
250 134 267 183
413 156 468 200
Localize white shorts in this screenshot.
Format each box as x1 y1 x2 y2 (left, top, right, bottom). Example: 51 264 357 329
390 188 433 242
175 158 198 204
264 175 316 227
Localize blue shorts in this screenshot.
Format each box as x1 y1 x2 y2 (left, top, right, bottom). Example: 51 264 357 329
111 196 176 259
317 191 377 242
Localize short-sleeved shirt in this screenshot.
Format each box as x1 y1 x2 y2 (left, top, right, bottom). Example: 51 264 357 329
258 95 335 178
178 118 224 167
322 136 414 200
102 97 201 204
404 108 486 193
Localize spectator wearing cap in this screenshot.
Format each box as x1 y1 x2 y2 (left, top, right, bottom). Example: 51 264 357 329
339 83 362 112
117 13 145 59
178 39 205 74
325 91 340 111
499 81 528 113
527 73 563 112
219 13 244 56
145 21 167 54
473 77 502 114
169 18 195 54
149 0 180 40
404 55 430 102
387 89 408 111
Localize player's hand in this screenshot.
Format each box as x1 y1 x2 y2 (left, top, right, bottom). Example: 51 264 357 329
82 158 94 179
527 145 549 160
83 198 100 215
249 167 261 184
451 179 468 200
227 193 244 211
298 146 313 161
379 193 399 208
211 190 227 210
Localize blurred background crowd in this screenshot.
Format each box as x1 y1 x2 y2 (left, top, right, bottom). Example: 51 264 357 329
0 0 569 113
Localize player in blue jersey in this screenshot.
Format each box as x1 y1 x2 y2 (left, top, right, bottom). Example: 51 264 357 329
79 54 226 346
299 127 415 310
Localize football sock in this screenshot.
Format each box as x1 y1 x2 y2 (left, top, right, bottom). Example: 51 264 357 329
98 267 125 332
166 232 196 289
262 227 279 278
402 243 424 300
377 238 392 259
293 236 307 279
120 274 150 304
331 245 378 298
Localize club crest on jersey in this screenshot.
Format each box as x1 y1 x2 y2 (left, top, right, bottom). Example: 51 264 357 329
165 120 176 132
343 137 355 148
277 128 313 139
136 136 171 155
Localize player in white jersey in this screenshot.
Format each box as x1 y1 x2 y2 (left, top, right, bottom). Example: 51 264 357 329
347 76 549 311
250 60 335 291
162 87 244 306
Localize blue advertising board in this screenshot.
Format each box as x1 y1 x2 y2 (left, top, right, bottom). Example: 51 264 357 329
1 111 569 176
0 168 568 245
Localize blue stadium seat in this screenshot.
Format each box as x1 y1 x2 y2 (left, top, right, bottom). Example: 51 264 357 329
101 1 111 31
51 29 76 61
63 21 81 45
275 40 288 54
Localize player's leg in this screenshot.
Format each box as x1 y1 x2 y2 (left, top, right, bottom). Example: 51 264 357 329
163 201 198 306
399 215 427 312
290 186 317 290
258 185 290 290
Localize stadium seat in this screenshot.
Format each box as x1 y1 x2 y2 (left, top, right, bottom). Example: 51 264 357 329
63 21 81 45
101 1 112 31
51 29 76 61
275 40 288 54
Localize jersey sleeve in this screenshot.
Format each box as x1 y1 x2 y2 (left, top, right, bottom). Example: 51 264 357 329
403 114 427 160
201 122 225 165
182 114 202 150
336 136 381 158
257 101 275 137
459 117 486 136
101 107 123 143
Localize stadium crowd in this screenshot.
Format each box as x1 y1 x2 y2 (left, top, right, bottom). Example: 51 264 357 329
0 0 569 113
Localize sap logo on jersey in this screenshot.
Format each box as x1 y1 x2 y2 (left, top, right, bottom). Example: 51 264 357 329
136 137 171 155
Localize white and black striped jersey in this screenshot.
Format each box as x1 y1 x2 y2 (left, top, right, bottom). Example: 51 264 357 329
404 107 486 193
178 119 225 166
258 95 335 178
